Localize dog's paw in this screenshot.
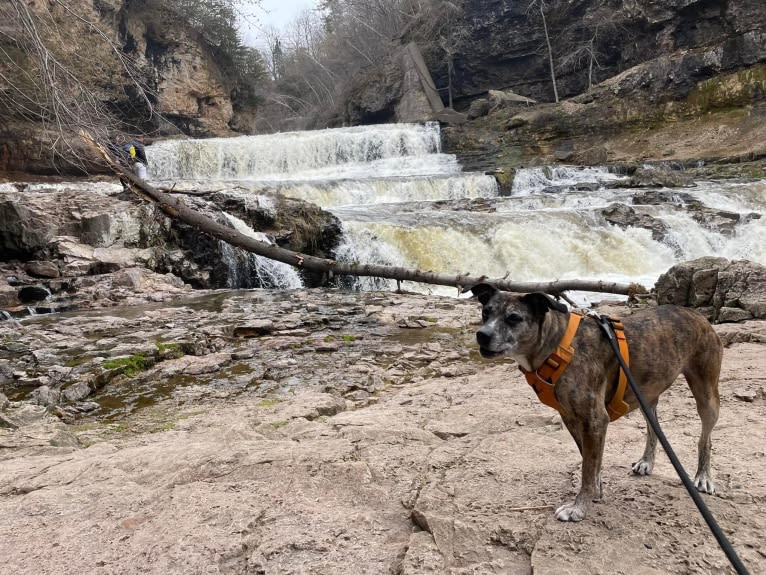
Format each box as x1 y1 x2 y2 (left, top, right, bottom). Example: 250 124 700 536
694 473 716 495
632 459 654 476
554 502 586 522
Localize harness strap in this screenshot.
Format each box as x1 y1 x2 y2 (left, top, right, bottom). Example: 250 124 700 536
519 312 582 416
519 313 633 421
605 319 631 421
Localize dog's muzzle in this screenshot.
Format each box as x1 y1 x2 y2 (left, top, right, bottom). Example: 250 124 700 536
476 327 503 358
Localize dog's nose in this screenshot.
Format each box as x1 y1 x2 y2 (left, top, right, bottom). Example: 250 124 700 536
476 328 492 348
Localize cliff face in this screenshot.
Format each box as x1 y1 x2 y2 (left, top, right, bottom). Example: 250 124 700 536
342 0 766 123
436 0 765 104
0 0 249 174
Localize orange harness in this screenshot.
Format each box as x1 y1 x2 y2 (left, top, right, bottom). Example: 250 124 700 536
519 313 631 421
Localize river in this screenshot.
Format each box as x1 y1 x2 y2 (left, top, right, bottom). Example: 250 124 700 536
145 122 766 301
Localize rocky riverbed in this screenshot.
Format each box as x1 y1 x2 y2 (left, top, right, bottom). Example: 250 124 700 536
1 286 765 574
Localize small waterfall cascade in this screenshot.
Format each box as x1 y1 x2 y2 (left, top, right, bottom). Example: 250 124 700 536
148 123 448 181
511 166 627 195
146 123 765 296
220 214 303 289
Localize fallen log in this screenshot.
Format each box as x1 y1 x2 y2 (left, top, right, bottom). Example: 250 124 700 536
81 132 646 297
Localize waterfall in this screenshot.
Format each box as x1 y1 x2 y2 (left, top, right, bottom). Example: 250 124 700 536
145 122 765 297
276 174 498 208
221 214 303 289
511 166 627 195
147 123 447 181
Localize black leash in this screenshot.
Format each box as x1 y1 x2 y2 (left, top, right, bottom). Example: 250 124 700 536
596 315 750 575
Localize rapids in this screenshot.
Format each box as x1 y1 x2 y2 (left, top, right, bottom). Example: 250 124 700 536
147 123 766 300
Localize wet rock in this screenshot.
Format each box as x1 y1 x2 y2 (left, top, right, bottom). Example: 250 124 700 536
691 208 761 237
233 320 275 337
18 285 51 303
623 167 695 188
632 190 701 206
601 203 668 241
467 98 491 119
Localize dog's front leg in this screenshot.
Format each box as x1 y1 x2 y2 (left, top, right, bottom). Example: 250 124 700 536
556 413 608 522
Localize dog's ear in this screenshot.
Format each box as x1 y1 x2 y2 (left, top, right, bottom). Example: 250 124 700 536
468 283 498 306
521 292 568 316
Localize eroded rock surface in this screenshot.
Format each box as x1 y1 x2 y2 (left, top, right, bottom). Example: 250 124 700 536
0 289 765 574
0 181 341 315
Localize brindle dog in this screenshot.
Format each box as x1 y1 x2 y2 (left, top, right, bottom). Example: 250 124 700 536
470 284 723 522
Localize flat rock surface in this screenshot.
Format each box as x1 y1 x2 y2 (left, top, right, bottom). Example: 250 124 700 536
0 289 764 574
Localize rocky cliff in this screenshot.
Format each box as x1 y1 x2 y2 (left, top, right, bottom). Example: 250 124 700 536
0 0 254 175
435 0 766 105
341 0 766 169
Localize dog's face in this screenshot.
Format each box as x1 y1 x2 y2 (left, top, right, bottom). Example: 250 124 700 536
471 284 567 362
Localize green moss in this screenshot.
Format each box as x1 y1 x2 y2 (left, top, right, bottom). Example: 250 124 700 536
688 63 766 112
270 420 288 429
257 398 281 408
103 354 146 377
156 342 182 352
341 334 356 342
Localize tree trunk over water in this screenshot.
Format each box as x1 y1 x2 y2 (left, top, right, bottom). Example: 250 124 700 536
82 132 645 297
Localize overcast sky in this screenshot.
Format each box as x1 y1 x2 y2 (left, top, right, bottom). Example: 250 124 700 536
240 0 318 47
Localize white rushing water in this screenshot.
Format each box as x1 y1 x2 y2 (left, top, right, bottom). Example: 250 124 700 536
221 214 303 289
146 123 766 298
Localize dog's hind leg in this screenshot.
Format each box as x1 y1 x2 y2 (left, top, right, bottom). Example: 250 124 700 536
684 344 722 495
631 399 659 476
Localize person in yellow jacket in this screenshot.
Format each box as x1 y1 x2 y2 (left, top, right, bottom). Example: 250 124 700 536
122 135 148 179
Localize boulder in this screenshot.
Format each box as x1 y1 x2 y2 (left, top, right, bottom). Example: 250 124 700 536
25 261 60 278
18 285 51 303
467 98 491 119
655 258 766 322
600 203 668 241
0 201 54 260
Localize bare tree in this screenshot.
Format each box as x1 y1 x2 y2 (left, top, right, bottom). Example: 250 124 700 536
1 0 266 170
0 0 157 170
527 0 559 103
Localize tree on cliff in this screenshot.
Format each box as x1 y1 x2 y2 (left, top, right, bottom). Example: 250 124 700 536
526 0 559 102
0 0 156 169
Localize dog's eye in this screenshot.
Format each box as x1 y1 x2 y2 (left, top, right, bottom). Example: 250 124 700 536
505 313 523 326
481 310 489 322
